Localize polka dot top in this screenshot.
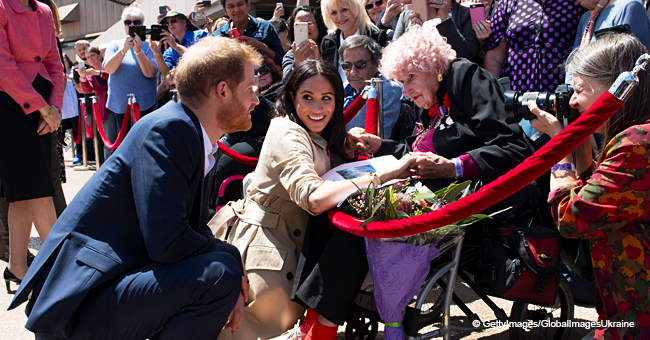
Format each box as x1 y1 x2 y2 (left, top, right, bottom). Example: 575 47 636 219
483 0 586 92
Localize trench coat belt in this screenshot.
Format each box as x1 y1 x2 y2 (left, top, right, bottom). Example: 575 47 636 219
210 197 282 240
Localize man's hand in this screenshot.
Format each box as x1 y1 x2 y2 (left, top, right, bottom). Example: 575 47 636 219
238 36 263 49
160 30 179 51
224 275 249 335
411 152 456 179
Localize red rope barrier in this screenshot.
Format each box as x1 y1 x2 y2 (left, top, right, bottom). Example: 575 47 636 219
217 141 259 166
73 108 82 144
365 97 379 135
81 102 94 139
344 94 368 125
93 102 131 150
132 102 141 122
328 92 626 238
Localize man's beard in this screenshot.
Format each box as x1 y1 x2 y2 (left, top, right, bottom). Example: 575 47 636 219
219 91 254 134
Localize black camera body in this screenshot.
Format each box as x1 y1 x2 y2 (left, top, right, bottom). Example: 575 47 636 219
501 78 578 125
150 24 169 41
128 25 147 41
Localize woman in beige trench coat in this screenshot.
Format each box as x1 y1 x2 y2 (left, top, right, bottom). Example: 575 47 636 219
208 60 415 340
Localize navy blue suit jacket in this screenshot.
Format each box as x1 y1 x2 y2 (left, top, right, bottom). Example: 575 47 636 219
9 101 243 338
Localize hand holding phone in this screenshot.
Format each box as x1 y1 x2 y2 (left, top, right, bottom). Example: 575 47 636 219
129 25 147 42
294 22 309 46
159 5 167 15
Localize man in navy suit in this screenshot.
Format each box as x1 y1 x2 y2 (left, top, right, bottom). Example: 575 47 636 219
8 37 262 340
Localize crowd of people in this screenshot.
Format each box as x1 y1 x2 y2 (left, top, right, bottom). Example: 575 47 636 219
1 0 650 339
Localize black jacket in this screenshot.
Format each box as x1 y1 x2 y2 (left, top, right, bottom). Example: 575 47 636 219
378 59 535 195
320 26 388 69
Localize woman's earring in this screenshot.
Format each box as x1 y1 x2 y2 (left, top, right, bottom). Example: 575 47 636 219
437 74 443 82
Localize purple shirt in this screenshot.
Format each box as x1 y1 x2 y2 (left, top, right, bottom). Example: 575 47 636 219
483 0 586 92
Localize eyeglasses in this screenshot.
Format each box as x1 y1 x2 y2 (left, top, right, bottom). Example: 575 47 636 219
365 0 383 10
123 19 142 26
341 59 372 71
165 17 181 24
255 66 270 76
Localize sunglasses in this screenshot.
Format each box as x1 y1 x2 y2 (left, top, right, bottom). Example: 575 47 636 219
255 66 270 76
165 17 181 24
341 59 372 71
123 19 142 26
365 0 383 10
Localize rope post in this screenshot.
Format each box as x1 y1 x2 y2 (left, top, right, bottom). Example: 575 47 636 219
170 89 178 102
74 97 91 171
91 96 101 169
127 93 136 129
367 78 387 139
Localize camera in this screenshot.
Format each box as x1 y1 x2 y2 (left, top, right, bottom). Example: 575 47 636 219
500 78 578 125
150 24 169 41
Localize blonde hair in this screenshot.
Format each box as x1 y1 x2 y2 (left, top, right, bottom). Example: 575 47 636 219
321 0 376 35
121 6 145 22
175 37 262 107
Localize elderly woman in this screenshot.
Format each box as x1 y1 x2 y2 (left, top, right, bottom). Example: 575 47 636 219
320 0 387 83
529 33 650 340
284 25 534 340
102 6 158 159
282 6 328 81
0 0 63 289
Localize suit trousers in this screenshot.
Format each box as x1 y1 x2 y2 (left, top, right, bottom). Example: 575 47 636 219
34 251 241 340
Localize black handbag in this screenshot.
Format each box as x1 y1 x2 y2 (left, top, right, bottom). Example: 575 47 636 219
474 225 562 306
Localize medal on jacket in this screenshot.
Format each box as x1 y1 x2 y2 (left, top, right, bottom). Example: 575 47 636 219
412 94 450 151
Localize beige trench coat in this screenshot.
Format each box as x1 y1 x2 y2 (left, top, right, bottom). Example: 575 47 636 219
209 117 331 340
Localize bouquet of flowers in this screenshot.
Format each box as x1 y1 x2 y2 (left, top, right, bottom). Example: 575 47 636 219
341 179 503 340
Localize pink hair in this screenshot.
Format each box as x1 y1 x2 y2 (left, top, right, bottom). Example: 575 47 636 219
380 26 457 81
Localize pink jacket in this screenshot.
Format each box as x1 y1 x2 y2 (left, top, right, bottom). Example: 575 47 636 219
0 0 64 114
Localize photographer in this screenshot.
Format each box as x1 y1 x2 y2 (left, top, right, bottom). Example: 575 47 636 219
103 6 158 159
528 33 650 340
151 10 209 77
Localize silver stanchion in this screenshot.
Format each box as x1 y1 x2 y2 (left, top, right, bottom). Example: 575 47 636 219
74 97 91 171
91 96 101 168
127 93 137 128
366 78 387 139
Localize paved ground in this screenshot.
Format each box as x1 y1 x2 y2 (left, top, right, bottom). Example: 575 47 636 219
1 150 600 340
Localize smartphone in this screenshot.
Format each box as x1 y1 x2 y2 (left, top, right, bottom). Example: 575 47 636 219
203 0 212 7
294 22 309 46
129 25 147 41
159 5 167 15
77 58 85 70
469 3 486 24
412 0 430 22
228 28 242 39
150 24 168 41
194 12 207 20
276 2 283 8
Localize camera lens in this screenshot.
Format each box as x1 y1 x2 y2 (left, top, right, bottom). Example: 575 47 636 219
504 91 555 124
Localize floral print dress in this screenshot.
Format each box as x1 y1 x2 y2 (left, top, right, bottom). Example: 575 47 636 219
549 124 650 340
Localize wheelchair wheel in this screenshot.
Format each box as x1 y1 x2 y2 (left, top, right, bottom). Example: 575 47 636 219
509 277 574 340
344 311 378 340
416 277 444 327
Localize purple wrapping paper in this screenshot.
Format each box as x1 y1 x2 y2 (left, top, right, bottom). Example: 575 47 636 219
365 239 441 340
